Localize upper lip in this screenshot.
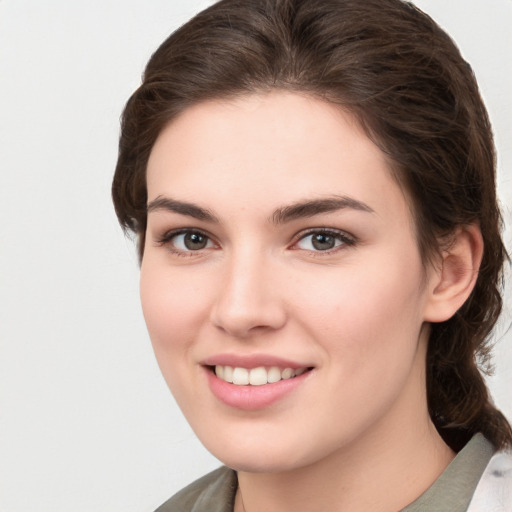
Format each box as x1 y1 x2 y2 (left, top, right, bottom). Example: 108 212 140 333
202 353 312 369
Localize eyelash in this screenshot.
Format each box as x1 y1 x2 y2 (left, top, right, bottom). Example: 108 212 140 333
155 227 356 257
291 228 356 255
156 229 218 257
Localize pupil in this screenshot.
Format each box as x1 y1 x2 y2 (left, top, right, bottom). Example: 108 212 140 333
312 233 335 250
184 233 207 250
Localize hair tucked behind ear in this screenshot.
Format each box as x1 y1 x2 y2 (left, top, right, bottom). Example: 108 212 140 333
112 0 511 449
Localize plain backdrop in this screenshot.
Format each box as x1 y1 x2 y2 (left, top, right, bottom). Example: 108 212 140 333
0 1 510 511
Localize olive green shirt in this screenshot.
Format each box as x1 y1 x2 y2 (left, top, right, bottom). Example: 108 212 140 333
155 434 495 512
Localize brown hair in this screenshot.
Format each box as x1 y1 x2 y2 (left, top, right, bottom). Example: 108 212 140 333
112 0 511 449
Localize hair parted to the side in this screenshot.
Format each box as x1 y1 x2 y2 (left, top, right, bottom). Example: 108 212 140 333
112 0 511 449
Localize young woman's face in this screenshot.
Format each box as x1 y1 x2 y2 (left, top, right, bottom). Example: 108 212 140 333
141 92 437 472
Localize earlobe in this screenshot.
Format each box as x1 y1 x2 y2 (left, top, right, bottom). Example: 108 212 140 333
424 224 484 323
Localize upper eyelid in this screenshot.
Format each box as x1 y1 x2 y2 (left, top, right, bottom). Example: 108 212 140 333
156 227 215 243
292 227 355 242
155 227 215 240
154 226 356 249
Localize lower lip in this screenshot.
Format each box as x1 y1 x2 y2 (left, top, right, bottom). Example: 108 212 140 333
205 368 311 410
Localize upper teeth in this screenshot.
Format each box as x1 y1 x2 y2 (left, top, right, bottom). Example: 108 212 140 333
215 365 307 386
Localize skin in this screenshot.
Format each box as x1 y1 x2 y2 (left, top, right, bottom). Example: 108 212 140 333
141 92 480 511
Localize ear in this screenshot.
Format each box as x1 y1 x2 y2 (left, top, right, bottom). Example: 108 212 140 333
424 224 484 323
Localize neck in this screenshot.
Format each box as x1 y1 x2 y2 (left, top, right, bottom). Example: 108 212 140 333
234 337 455 512
236 416 453 512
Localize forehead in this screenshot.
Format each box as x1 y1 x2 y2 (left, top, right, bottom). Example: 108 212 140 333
146 92 412 225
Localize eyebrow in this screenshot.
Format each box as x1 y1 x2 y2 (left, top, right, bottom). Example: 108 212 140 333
271 196 374 224
147 196 219 223
146 195 374 224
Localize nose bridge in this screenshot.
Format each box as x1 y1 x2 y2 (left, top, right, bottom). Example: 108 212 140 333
211 244 286 337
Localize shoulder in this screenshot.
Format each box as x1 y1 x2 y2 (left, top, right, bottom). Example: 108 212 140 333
154 466 237 512
467 449 512 511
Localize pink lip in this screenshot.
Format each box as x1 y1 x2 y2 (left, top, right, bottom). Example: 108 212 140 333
204 366 312 410
202 353 308 369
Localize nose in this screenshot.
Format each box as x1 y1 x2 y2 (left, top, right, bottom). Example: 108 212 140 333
210 251 287 338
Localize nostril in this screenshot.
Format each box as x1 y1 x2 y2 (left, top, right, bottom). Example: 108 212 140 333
209 268 287 337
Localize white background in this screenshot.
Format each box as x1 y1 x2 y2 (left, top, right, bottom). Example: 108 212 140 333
0 1 510 511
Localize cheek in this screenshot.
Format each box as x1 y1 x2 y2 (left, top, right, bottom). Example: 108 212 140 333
139 261 207 358
290 258 427 427
139 262 212 411
290 249 427 362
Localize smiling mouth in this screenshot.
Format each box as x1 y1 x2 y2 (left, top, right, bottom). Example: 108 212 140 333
211 365 312 386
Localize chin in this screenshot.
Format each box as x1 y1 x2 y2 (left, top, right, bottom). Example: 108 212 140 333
198 431 327 474
217 452 305 474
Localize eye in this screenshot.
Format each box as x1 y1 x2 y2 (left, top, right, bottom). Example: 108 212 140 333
158 229 215 253
294 230 354 252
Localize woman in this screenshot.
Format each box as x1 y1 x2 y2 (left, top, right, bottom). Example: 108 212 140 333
112 0 512 510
